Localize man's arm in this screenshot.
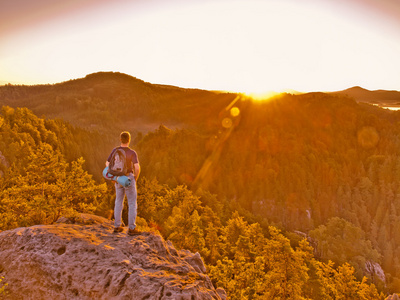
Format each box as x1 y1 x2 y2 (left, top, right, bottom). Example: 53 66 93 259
105 161 110 167
134 163 140 181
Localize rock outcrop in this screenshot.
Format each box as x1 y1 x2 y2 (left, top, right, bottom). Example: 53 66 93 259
0 214 226 300
0 150 9 177
365 260 386 284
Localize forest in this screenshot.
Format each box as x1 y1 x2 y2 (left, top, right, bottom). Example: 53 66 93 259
1 73 400 298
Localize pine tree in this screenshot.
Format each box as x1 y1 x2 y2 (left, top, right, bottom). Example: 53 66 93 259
262 226 310 299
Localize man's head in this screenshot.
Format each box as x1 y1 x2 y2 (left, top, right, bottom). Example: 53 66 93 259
120 131 131 145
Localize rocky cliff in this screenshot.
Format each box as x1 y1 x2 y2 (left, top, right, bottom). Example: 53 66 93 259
0 214 226 299
0 150 9 177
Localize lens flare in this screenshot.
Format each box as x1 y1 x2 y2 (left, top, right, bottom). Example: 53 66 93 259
230 107 240 117
222 118 233 128
357 126 379 149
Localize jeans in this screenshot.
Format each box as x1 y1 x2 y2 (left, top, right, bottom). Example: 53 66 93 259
114 174 137 230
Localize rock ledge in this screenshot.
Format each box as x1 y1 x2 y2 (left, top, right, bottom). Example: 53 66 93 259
0 214 226 300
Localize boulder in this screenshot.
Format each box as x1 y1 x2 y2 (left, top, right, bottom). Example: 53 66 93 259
0 150 9 169
0 214 224 299
365 260 386 284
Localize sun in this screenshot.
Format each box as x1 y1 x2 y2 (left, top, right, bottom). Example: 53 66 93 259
243 91 280 101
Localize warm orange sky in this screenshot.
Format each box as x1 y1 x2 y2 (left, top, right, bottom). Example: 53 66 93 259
1 0 399 93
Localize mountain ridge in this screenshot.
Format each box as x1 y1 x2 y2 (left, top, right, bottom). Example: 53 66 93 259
0 71 238 134
331 86 400 105
2 73 399 123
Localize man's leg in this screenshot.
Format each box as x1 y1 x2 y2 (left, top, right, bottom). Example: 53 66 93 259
125 174 137 230
114 182 125 228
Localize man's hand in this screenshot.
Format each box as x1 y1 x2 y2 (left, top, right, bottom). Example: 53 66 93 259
134 163 141 181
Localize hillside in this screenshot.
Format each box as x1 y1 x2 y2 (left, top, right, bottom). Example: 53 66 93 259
2 73 400 296
135 92 400 293
0 71 238 179
0 72 237 134
0 102 393 298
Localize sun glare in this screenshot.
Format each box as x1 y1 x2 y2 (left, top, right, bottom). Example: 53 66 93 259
244 91 280 102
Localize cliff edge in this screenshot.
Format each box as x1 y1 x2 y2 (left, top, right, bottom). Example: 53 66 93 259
0 214 226 299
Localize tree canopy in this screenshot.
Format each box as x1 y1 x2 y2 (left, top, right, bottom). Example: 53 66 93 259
1 86 400 297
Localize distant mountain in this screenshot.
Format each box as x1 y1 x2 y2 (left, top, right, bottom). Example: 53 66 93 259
331 86 400 106
2 73 399 133
0 72 237 134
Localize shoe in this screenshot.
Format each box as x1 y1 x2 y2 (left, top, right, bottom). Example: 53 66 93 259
128 228 141 236
113 227 123 233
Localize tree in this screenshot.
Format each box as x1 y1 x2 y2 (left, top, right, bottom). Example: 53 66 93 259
309 217 381 279
262 227 310 300
0 143 105 230
204 223 222 264
315 261 383 300
0 276 7 297
164 206 205 254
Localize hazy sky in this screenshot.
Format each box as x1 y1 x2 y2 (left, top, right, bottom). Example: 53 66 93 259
1 0 399 93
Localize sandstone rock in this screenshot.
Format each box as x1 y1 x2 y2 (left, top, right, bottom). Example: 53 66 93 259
0 150 9 169
365 260 386 284
55 213 111 225
216 288 227 300
0 214 224 299
0 150 9 178
178 249 207 274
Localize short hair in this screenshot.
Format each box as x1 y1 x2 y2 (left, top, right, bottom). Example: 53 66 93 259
120 131 131 144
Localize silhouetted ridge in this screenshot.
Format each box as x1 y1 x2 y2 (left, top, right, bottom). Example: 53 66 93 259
0 71 237 134
331 86 400 105
344 86 370 92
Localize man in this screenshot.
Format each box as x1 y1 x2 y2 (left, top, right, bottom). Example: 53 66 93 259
106 131 141 236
